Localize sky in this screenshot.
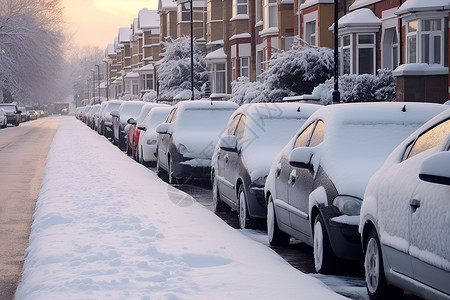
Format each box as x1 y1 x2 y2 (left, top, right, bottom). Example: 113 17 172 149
63 0 158 50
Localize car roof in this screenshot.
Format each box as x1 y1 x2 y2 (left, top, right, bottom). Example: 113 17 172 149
173 100 238 111
235 102 321 120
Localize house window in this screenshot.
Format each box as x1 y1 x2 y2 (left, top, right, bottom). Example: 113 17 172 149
407 20 418 63
338 35 351 75
256 0 262 22
181 2 190 22
143 74 154 90
264 0 278 28
256 50 263 76
357 34 376 75
132 80 139 95
305 21 316 46
392 31 399 68
240 57 249 78
421 19 442 64
210 63 226 93
232 58 236 81
234 0 248 16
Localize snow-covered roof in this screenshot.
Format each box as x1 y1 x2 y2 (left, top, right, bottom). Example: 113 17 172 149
106 44 116 56
329 8 381 32
205 48 227 62
393 63 449 77
229 33 251 41
396 0 450 16
300 0 333 10
206 40 224 47
118 27 132 43
140 64 155 71
158 0 177 12
139 8 160 29
124 71 140 79
349 0 382 11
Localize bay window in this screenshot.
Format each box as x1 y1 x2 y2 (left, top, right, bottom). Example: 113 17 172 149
338 35 351 75
240 57 249 78
406 18 444 65
305 21 316 46
143 74 154 90
357 34 376 75
209 63 226 93
264 0 278 29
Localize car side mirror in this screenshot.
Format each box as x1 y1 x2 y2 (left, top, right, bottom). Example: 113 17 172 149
419 151 450 185
219 135 238 152
127 118 137 125
110 110 119 117
156 123 173 135
289 147 314 168
16 110 22 114
138 125 146 131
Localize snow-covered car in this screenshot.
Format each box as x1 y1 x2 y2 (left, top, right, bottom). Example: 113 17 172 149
211 102 321 229
359 108 450 300
264 102 448 274
86 104 101 129
28 110 38 120
98 100 122 137
18 107 27 122
0 103 21 126
156 100 238 184
0 108 7 128
136 107 172 166
93 102 108 131
111 101 146 150
126 103 169 158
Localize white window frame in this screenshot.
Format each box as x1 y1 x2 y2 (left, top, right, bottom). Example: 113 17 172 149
305 21 316 46
338 34 352 75
240 57 249 78
406 20 418 63
233 0 248 17
392 30 399 69
264 0 278 29
232 58 236 81
209 62 227 93
256 0 262 22
356 33 376 75
421 18 443 65
256 50 263 76
132 79 139 95
143 73 154 90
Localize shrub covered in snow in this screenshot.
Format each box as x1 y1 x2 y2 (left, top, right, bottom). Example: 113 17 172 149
312 69 396 104
120 94 140 101
143 90 157 102
230 45 334 104
157 36 208 101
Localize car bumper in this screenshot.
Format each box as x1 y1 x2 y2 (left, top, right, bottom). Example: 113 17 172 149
321 206 363 261
172 151 211 180
246 184 267 219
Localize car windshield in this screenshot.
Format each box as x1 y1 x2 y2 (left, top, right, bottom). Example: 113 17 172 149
119 103 146 121
106 103 121 113
177 108 236 133
136 106 155 124
144 112 170 128
1 105 16 113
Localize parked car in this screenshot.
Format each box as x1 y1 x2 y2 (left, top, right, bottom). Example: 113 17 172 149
156 100 238 184
211 102 321 229
111 101 146 149
99 100 122 137
92 102 107 131
28 110 38 120
126 103 169 158
86 104 101 129
264 102 448 274
136 106 172 166
18 107 27 122
0 103 21 126
0 108 7 128
359 108 450 300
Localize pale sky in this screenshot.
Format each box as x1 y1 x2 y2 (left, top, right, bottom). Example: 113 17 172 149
63 0 158 50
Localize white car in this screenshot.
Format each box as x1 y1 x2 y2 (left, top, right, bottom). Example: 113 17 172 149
0 108 7 128
136 106 172 166
360 108 450 300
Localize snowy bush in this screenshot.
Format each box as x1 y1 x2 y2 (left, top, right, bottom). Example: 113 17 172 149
143 90 157 102
120 94 140 101
313 69 396 104
229 77 264 105
157 36 208 101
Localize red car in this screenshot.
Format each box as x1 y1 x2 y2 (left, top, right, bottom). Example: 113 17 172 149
126 103 169 159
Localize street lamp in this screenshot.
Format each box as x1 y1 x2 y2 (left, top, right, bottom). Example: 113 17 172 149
91 70 96 104
190 0 194 100
96 64 101 103
102 59 109 101
332 0 340 104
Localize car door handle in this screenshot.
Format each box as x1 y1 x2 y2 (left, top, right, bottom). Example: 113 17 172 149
410 199 420 212
275 163 282 177
288 170 296 185
224 154 229 163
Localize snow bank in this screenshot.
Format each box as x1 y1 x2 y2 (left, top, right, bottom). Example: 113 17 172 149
16 118 344 300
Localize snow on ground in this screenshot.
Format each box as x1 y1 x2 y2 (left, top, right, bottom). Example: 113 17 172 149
15 118 346 300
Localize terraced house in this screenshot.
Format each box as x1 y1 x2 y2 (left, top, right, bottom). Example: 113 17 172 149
102 0 450 103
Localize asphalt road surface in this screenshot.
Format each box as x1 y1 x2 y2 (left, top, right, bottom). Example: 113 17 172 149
0 117 61 300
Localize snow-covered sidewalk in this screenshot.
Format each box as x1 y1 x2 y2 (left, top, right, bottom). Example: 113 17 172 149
15 118 345 299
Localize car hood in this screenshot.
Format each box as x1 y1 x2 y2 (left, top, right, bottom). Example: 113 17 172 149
173 131 223 160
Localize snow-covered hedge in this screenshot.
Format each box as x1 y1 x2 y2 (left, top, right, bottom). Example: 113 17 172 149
312 69 396 104
120 94 140 101
143 90 157 102
230 45 334 104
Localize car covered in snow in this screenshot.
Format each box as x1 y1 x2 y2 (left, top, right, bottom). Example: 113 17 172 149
111 101 146 149
156 100 238 184
264 102 448 274
0 103 21 126
136 106 172 166
126 103 169 158
0 108 7 128
211 102 321 229
359 108 450 300
98 100 122 137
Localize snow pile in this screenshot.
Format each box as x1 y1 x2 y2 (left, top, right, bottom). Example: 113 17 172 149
143 90 157 102
312 69 396 104
16 118 344 299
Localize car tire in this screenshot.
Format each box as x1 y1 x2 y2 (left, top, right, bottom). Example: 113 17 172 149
126 142 132 156
238 185 253 229
365 228 403 300
156 150 163 176
267 195 290 246
313 214 338 274
211 171 229 213
168 156 178 185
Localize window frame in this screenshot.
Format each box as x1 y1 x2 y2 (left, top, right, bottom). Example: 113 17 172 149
263 0 278 29
356 33 376 75
240 57 250 78
338 35 352 75
305 21 316 46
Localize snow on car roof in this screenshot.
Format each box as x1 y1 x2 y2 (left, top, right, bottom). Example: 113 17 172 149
235 102 321 121
174 100 239 111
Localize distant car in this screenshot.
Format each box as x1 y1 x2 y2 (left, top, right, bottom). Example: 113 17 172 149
61 108 69 115
86 104 100 129
0 103 21 126
0 108 7 128
28 110 38 120
360 108 450 300
211 102 321 229
264 102 448 274
18 107 27 122
126 103 169 158
156 100 238 184
99 100 122 138
111 101 146 150
136 106 172 166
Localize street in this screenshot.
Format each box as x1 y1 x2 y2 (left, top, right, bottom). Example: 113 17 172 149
0 117 60 300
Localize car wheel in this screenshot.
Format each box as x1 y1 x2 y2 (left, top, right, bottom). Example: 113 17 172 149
168 156 178 184
211 171 228 213
365 228 403 300
267 195 290 246
156 150 163 175
313 214 337 274
238 185 253 229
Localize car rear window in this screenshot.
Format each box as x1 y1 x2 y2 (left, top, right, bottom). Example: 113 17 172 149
178 108 235 132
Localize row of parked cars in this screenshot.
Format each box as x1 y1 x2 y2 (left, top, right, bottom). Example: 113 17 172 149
76 99 449 300
0 103 46 127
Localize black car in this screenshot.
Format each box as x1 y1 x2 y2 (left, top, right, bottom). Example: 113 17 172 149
0 103 21 126
110 101 146 149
